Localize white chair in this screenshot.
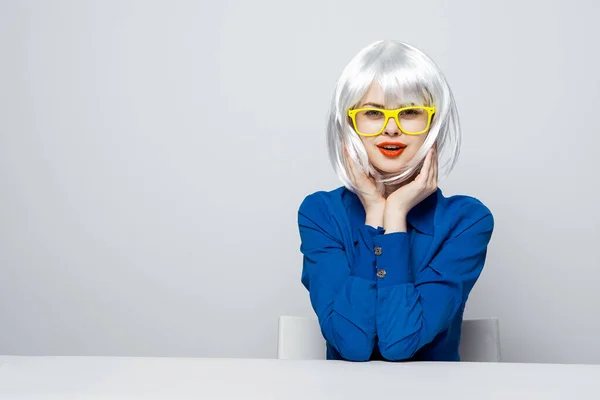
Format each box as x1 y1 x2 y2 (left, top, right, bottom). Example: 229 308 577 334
277 315 500 362
459 317 501 362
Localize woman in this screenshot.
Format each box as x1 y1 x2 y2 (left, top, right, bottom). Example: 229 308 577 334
298 40 494 362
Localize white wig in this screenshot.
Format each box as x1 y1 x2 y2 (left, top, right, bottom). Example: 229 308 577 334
326 40 461 194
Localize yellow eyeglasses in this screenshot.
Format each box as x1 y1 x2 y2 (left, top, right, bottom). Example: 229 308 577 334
347 106 436 137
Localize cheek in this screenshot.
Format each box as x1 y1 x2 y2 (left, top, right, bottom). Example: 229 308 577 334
359 136 374 146
359 137 377 153
359 138 380 163
413 134 428 146
407 136 428 155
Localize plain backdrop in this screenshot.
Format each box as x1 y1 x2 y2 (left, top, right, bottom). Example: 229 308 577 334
1 0 599 364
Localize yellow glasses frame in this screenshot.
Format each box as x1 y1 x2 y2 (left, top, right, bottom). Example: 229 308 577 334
347 106 436 136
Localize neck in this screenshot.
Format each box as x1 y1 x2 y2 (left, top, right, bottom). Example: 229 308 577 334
383 181 408 198
380 167 421 198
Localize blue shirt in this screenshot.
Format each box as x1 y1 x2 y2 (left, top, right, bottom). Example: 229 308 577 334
298 186 494 362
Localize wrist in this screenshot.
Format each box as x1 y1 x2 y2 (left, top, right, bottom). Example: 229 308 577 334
383 208 408 233
365 204 385 228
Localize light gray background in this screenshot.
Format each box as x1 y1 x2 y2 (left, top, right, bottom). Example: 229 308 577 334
1 0 599 364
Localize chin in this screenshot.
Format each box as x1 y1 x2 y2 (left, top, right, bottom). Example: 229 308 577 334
373 162 407 175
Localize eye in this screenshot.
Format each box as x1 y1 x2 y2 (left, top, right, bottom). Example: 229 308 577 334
399 108 423 116
364 109 384 118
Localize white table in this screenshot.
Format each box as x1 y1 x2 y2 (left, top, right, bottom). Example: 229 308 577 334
1 356 599 399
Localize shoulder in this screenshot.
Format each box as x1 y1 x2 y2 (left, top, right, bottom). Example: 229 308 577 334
436 191 494 238
298 186 348 221
297 187 352 245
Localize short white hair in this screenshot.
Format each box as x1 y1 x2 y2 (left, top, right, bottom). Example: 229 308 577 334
326 40 461 194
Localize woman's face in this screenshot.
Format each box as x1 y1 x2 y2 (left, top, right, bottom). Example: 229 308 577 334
354 82 429 174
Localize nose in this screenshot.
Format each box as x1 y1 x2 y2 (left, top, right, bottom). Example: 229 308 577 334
383 115 402 137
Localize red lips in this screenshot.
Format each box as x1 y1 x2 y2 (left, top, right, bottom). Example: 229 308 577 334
377 141 407 158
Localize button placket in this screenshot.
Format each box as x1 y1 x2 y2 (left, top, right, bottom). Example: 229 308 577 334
374 245 385 278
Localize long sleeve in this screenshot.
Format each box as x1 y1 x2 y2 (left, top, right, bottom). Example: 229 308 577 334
374 213 494 361
298 194 380 361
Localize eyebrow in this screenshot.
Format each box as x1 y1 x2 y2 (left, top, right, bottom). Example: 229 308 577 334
361 102 416 108
361 102 385 108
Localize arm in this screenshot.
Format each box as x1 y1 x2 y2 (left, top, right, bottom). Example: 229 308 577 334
298 195 379 361
374 213 494 361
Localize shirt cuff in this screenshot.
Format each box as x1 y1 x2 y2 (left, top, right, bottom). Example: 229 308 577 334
373 232 412 286
349 225 384 281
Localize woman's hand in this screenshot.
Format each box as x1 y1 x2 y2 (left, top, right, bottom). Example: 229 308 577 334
384 147 438 233
344 148 386 228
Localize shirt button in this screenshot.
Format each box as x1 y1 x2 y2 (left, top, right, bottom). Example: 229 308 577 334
374 246 382 256
377 269 387 278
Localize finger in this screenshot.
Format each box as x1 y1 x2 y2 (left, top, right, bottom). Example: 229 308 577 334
344 148 374 190
429 147 438 187
418 148 433 185
342 146 350 166
343 147 357 182
427 149 436 186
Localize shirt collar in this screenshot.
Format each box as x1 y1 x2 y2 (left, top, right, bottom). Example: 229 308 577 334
344 186 440 236
406 188 440 235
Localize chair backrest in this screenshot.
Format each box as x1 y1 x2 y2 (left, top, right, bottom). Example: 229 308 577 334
277 316 327 360
277 315 500 362
458 317 501 362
